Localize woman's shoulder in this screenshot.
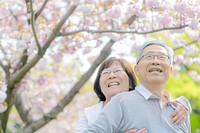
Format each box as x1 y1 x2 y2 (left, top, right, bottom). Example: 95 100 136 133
83 101 104 124
84 101 104 113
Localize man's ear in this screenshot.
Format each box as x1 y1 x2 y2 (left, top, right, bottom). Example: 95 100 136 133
170 66 173 73
134 65 139 77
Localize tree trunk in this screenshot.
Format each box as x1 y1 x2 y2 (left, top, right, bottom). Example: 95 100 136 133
0 88 14 133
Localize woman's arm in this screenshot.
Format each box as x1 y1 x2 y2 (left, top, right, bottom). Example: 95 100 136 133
170 96 192 125
124 128 147 133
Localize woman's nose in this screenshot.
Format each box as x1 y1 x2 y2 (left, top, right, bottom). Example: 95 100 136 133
108 71 117 78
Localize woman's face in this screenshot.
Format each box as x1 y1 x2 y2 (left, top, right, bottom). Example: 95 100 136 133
99 61 130 100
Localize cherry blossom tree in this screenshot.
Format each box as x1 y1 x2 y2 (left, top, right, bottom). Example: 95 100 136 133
0 0 199 132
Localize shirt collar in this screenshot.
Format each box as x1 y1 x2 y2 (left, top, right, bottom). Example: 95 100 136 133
136 84 171 101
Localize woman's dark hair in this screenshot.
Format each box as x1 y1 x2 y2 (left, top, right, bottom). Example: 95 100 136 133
94 57 137 101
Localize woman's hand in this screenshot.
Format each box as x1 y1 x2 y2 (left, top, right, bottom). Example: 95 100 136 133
124 128 147 133
170 101 188 125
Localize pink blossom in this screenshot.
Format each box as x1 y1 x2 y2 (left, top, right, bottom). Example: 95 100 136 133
189 20 199 30
183 57 193 66
189 71 200 82
84 0 96 4
172 65 181 78
134 3 143 11
159 14 173 27
195 76 200 82
194 57 200 67
128 3 145 18
106 6 122 19
174 55 184 64
196 7 200 17
69 16 81 25
185 45 199 55
77 4 94 15
186 7 197 18
0 85 7 92
21 32 32 42
82 47 91 54
0 91 7 103
189 70 198 77
0 83 7 113
173 64 181 71
84 17 94 26
127 6 135 14
173 39 187 48
66 46 76 54
133 9 146 18
0 103 7 113
131 42 141 53
174 1 187 14
146 0 161 8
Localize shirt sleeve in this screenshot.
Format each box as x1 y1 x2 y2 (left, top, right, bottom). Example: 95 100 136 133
175 96 192 133
82 95 124 133
175 96 192 114
75 111 88 133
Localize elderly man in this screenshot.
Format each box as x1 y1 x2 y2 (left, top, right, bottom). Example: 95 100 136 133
83 40 191 133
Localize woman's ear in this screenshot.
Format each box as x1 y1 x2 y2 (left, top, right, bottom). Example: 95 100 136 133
134 65 139 77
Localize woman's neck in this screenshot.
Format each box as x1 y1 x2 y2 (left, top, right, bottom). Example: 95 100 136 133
103 98 110 107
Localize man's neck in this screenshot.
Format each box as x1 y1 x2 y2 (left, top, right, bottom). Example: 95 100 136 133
141 83 169 107
142 83 165 98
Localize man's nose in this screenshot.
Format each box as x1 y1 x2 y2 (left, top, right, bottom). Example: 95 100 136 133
151 56 160 65
153 55 159 60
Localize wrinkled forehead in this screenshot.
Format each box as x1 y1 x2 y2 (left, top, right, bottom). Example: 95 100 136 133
142 44 168 55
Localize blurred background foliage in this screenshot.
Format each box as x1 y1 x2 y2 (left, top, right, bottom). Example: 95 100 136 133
167 73 200 133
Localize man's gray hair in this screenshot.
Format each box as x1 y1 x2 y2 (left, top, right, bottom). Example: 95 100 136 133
136 40 174 65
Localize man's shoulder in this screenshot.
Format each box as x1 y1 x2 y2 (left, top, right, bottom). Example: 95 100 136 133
118 90 136 96
112 90 139 101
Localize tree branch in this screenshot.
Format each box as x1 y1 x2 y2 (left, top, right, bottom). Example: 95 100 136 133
0 61 8 77
25 0 31 24
29 0 42 51
13 49 28 74
42 4 77 51
35 0 48 20
125 15 137 25
0 48 9 76
14 90 32 124
173 40 198 51
58 24 188 36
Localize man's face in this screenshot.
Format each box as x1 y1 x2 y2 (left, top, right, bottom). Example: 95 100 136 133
134 44 172 85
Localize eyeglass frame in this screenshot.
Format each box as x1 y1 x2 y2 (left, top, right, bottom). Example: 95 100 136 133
137 54 170 64
100 67 125 77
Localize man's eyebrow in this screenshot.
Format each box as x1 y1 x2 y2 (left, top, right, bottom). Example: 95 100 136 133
144 51 167 55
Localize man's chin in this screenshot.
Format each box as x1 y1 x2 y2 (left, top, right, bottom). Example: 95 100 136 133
149 78 167 83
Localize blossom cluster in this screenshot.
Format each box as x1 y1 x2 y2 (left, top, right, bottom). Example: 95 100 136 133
0 82 7 113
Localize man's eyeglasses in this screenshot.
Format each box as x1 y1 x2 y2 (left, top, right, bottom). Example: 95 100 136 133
101 68 124 77
137 54 169 64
